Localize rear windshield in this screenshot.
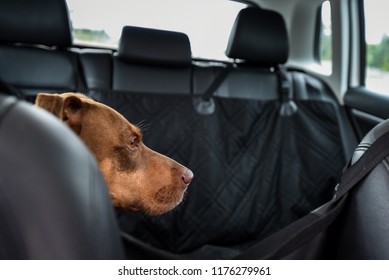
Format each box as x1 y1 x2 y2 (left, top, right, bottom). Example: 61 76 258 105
66 0 245 61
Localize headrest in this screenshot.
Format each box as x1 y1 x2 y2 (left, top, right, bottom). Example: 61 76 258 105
226 7 289 66
118 26 192 67
0 0 72 47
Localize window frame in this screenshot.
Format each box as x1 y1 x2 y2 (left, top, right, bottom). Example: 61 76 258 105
313 5 322 63
357 0 366 87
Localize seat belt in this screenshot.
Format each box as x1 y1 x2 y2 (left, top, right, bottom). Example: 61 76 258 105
334 130 389 197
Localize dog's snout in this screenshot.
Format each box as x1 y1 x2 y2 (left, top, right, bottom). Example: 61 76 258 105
181 169 194 185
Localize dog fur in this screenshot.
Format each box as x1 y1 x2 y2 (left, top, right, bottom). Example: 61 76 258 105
35 92 193 215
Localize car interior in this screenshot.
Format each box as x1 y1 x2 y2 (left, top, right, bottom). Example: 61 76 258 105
1 0 389 259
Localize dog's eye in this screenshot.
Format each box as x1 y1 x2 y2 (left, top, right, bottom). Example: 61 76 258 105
129 136 140 149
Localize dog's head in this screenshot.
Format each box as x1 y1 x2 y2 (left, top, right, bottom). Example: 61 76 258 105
35 93 193 215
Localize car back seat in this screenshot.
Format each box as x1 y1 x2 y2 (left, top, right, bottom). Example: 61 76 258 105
0 0 84 102
88 7 358 260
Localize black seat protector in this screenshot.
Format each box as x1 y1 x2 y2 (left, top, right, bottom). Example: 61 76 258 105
91 90 346 259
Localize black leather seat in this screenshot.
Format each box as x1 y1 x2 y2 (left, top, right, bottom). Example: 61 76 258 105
0 95 123 259
0 0 83 101
336 119 389 259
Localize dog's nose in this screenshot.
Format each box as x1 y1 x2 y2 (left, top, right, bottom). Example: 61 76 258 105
181 169 194 185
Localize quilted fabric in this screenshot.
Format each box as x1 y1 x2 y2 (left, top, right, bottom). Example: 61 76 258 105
90 91 346 259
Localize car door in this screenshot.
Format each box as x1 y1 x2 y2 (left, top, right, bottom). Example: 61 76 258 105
344 0 389 139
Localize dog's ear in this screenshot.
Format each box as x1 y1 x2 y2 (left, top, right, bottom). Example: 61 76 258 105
36 93 84 134
62 95 83 134
35 93 64 118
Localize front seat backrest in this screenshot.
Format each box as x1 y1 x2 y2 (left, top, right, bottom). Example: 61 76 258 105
336 119 389 259
0 95 123 259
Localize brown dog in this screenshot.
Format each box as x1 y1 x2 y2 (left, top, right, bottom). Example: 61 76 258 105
35 92 193 215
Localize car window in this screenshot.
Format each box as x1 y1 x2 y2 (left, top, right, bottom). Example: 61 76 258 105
66 0 245 61
318 0 332 74
364 0 389 93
